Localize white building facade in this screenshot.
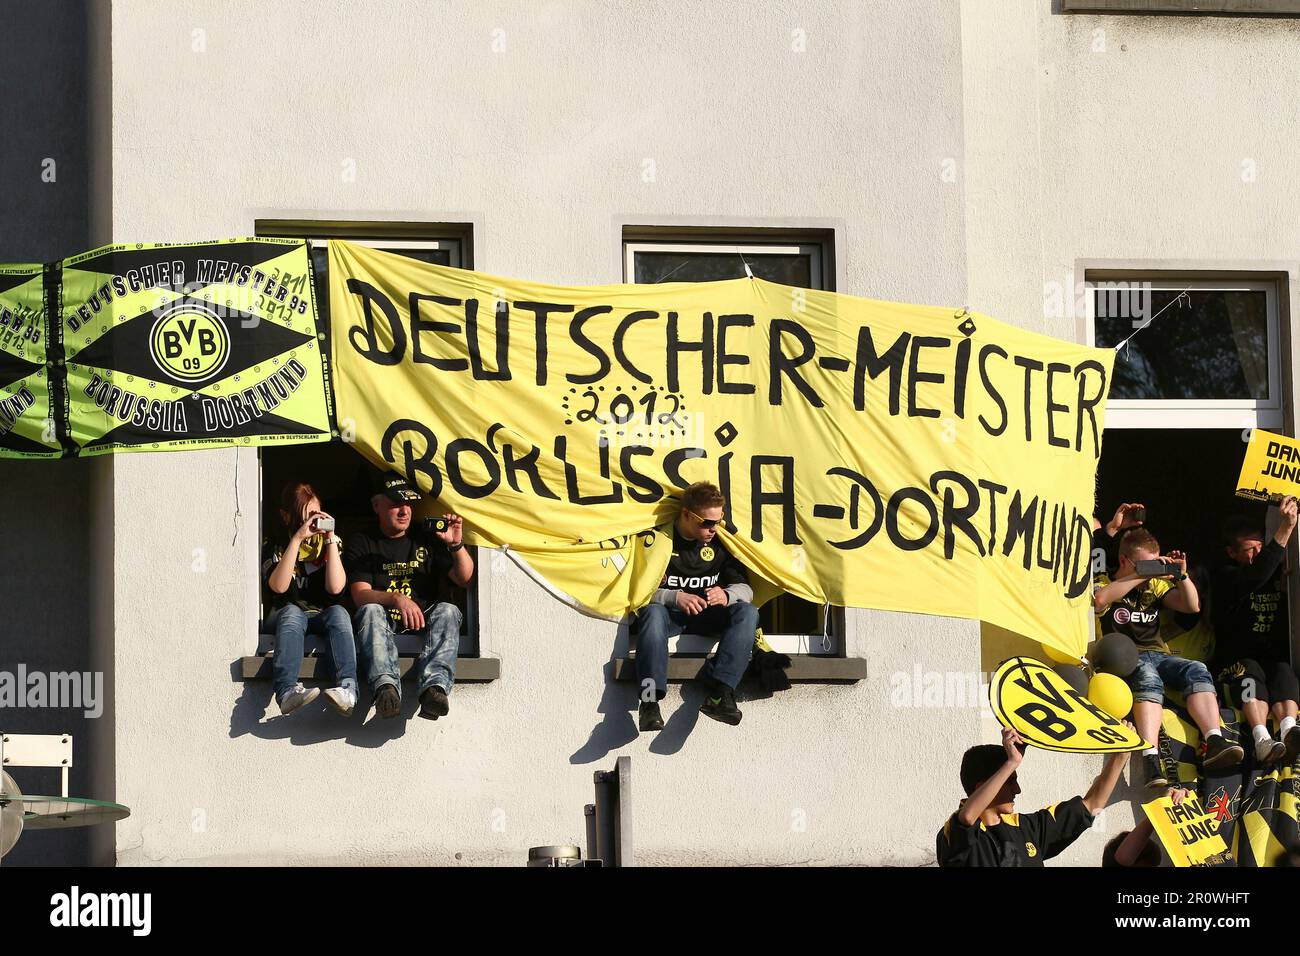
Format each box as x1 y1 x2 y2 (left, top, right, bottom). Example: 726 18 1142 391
1 0 1297 866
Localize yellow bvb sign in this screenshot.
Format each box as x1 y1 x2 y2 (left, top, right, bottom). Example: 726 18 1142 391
329 240 1114 655
990 657 1147 753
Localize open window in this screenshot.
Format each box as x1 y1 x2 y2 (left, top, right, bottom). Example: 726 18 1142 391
623 229 843 655
251 221 481 656
1087 270 1291 660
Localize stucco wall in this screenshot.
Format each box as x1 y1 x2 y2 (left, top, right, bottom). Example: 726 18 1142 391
88 0 1299 865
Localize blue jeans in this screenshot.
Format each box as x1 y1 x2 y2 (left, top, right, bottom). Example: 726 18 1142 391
268 604 358 700
354 602 461 698
1128 650 1216 705
634 600 758 698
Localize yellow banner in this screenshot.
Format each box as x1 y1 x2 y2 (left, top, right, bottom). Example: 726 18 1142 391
1235 428 1300 503
329 240 1113 653
1142 793 1234 867
990 657 1147 753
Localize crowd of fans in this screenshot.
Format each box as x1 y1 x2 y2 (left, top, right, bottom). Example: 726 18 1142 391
939 494 1299 867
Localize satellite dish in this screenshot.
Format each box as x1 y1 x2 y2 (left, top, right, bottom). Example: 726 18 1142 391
1 770 24 859
0 734 129 861
20 794 130 830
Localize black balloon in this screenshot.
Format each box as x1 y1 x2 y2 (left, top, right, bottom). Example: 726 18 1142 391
1056 664 1090 697
1089 632 1139 678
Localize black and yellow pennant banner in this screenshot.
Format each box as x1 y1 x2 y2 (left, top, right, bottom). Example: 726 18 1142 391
0 263 57 457
0 238 334 457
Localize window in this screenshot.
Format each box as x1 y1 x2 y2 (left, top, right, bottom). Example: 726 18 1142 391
1087 277 1283 430
1088 269 1292 659
1063 1 1300 14
624 231 842 655
252 222 481 655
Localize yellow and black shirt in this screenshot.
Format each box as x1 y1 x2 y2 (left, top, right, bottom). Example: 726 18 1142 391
936 796 1095 867
344 528 452 628
262 534 342 613
1093 574 1173 653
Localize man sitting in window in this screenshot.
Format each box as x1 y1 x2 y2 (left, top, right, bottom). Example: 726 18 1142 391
345 470 473 722
1094 527 1243 787
1212 498 1300 765
633 481 759 732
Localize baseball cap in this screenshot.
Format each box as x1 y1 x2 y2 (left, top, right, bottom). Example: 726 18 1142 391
370 468 422 504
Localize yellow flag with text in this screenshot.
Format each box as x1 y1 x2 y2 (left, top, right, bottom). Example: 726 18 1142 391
328 240 1112 653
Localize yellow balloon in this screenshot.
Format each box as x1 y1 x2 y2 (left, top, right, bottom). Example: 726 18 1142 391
1040 641 1079 665
1088 672 1134 720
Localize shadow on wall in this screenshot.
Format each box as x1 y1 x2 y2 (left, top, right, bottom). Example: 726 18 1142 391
0 459 96 865
569 619 791 764
0 0 101 866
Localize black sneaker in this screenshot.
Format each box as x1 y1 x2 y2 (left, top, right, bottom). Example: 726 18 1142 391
638 701 665 733
1201 734 1245 771
1143 754 1169 790
375 684 401 719
419 686 450 721
700 682 742 726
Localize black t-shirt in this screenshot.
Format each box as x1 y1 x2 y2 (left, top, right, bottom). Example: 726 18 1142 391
262 536 341 613
936 796 1095 867
1212 541 1290 669
660 530 749 597
344 528 453 628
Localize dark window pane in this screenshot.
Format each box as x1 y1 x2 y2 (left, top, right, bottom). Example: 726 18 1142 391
1094 288 1270 401
759 594 823 638
633 251 813 289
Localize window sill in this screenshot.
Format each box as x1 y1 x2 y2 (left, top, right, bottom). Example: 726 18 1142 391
612 655 865 684
237 654 501 682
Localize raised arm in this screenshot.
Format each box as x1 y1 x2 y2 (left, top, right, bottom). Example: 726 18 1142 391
957 727 1024 826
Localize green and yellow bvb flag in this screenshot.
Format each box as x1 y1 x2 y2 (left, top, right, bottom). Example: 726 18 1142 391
0 263 59 458
58 238 333 456
329 240 1114 656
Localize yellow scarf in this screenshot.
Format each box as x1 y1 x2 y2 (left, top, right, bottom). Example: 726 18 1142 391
296 534 327 565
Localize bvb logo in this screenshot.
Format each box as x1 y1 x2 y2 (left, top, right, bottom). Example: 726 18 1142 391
149 303 230 383
1025 842 1038 858
700 546 715 562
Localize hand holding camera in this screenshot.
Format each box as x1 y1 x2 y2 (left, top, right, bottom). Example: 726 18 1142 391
1106 502 1146 536
296 510 337 545
1134 550 1187 580
423 513 463 548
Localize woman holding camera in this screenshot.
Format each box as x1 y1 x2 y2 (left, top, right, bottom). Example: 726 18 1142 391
262 480 358 716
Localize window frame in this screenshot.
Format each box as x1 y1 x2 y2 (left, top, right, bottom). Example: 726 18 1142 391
1085 275 1284 430
623 240 825 289
624 233 842 656
251 222 481 656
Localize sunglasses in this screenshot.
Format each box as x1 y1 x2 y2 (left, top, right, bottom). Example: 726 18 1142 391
686 509 720 530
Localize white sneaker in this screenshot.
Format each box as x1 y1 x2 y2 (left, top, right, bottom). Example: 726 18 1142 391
322 686 356 717
278 683 320 716
1255 735 1285 764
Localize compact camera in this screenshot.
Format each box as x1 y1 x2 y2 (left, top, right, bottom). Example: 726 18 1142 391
422 516 449 534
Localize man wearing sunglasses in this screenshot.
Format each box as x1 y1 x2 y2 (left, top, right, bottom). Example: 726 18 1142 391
633 481 758 731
